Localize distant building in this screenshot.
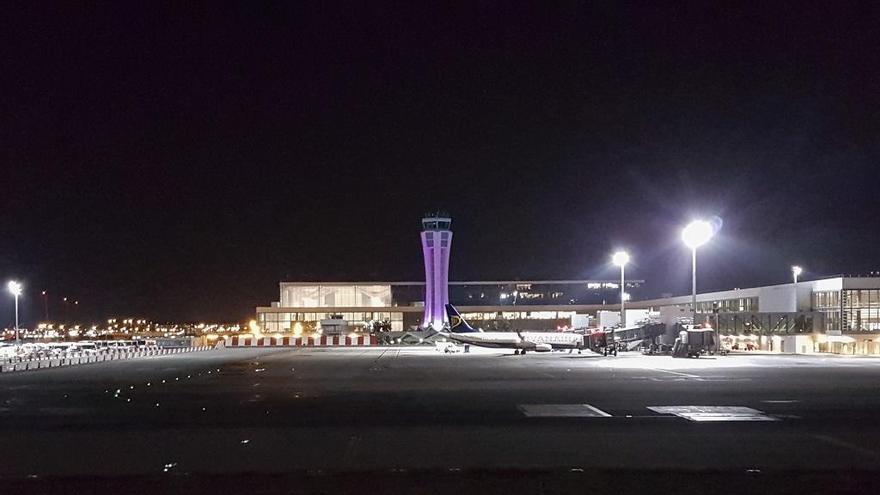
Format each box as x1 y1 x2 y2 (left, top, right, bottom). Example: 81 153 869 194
256 279 645 334
254 269 880 355
256 213 649 335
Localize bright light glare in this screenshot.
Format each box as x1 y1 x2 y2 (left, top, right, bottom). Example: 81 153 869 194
682 220 714 249
7 281 22 297
792 265 803 277
612 251 630 267
248 319 262 337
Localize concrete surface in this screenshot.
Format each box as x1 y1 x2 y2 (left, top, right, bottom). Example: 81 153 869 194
2 347 880 492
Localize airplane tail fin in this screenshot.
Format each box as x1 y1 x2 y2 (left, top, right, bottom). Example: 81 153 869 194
445 304 479 333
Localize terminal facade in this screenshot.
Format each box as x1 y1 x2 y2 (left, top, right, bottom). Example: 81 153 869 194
255 279 644 334
255 275 880 355
254 215 880 355
628 275 880 355
256 215 643 337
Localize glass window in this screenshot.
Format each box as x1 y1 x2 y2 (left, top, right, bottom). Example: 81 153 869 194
838 289 880 332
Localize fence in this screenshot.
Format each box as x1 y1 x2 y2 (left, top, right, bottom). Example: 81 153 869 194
0 346 213 373
224 335 377 347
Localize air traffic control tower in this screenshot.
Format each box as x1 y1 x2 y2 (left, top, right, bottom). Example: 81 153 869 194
420 214 453 329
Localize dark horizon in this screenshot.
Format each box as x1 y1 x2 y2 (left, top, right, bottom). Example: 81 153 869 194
2 3 879 325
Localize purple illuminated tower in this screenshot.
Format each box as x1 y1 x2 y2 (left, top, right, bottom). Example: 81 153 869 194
420 214 453 329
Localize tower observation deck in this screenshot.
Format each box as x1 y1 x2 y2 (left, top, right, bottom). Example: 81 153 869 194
420 214 453 329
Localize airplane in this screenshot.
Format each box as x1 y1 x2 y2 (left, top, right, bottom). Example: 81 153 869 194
442 304 588 355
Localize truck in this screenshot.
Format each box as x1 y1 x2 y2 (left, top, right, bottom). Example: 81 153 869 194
586 329 617 356
671 327 717 358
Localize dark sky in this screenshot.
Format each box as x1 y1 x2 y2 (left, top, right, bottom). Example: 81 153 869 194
2 2 879 325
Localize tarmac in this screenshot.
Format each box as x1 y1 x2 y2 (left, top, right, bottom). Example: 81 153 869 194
2 346 880 493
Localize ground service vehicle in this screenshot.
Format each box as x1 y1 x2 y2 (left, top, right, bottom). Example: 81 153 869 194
672 328 717 358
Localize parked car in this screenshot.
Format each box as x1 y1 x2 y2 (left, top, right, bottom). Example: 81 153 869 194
71 342 101 355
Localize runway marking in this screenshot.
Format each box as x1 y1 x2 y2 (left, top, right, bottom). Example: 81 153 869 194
646 368 699 378
648 406 778 422
518 404 612 418
369 349 390 371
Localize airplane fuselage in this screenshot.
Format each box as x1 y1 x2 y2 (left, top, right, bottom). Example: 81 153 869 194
447 331 583 350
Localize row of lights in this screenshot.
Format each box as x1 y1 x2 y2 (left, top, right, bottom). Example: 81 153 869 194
5 281 247 345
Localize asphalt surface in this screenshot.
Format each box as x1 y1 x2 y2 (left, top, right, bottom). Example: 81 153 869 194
3 347 880 493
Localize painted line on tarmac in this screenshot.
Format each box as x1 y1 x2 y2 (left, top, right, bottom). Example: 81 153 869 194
648 406 778 422
518 404 612 418
646 368 699 378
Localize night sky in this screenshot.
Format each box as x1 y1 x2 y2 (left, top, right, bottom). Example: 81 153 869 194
2 2 878 325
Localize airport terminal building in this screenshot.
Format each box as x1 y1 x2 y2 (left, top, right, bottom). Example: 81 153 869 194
253 215 880 355
255 276 880 354
256 279 643 334
256 216 645 337
628 275 880 355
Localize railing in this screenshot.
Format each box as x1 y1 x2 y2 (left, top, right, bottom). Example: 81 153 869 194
0 346 214 373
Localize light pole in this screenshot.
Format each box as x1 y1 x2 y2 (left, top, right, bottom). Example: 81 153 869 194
682 221 714 328
792 265 803 313
8 281 22 346
612 251 630 327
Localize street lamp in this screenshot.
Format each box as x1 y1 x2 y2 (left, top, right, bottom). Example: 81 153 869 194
792 265 803 312
682 220 714 327
7 281 22 346
612 251 630 327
